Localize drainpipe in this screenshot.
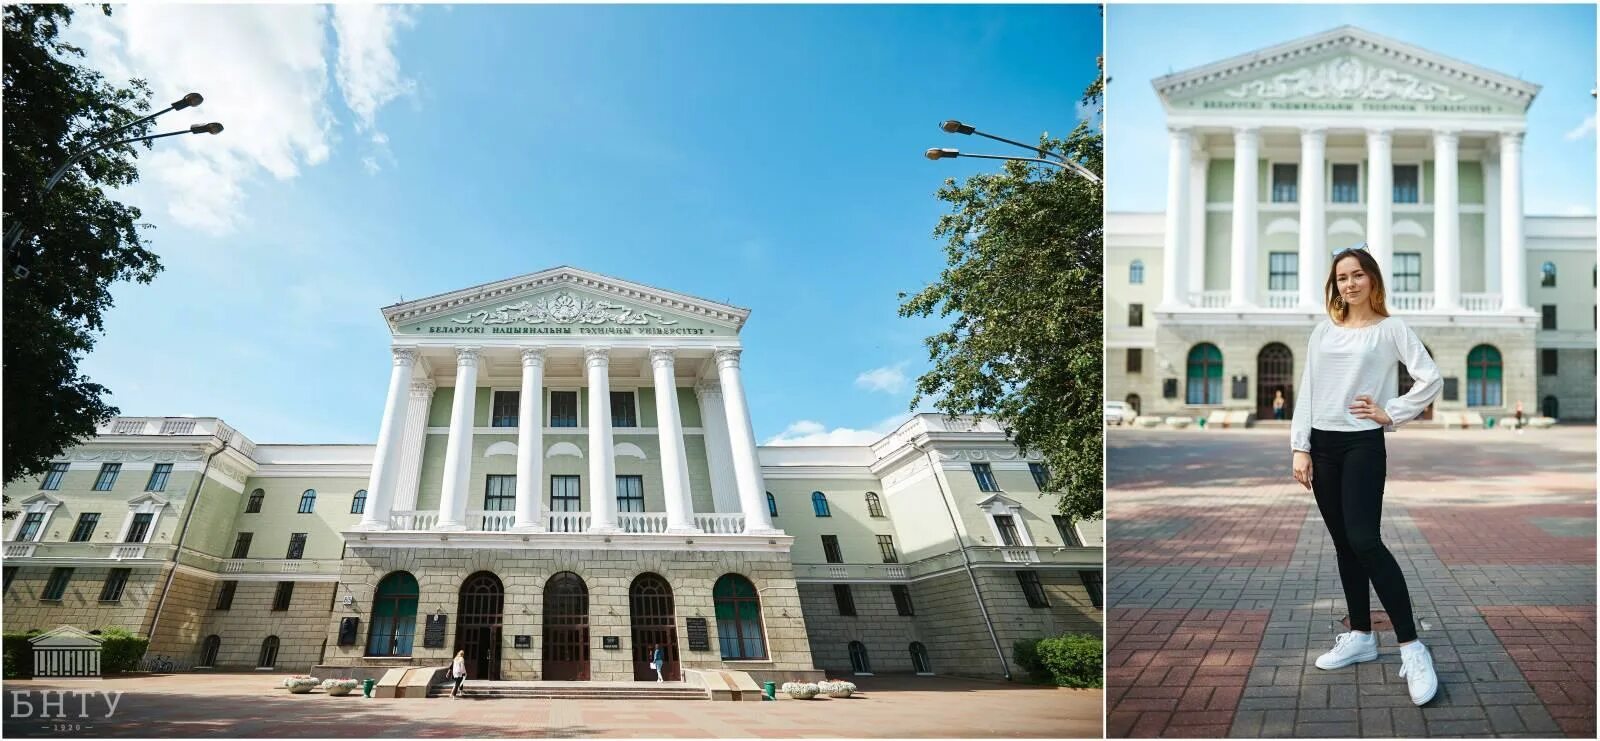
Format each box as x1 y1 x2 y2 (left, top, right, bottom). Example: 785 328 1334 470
912 441 1011 680
143 433 230 651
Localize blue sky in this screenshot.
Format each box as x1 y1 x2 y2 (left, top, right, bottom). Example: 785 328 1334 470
66 3 1101 446
1107 3 1598 215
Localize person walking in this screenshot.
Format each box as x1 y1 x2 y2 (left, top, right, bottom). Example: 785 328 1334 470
651 643 667 682
1272 389 1287 420
1290 245 1443 707
1515 400 1526 431
450 649 467 698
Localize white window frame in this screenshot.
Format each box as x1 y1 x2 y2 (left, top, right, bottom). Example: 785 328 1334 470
488 387 521 429
547 387 581 428
8 494 63 542
608 388 642 429
115 494 169 544
1329 161 1364 205
978 497 1035 547
1391 161 1423 205
1268 159 1299 204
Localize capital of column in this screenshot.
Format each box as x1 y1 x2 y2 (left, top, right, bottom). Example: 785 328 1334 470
1364 127 1390 143
1499 130 1525 149
391 347 419 367
1233 127 1260 146
1433 129 1460 147
454 346 481 367
1167 125 1192 142
583 347 610 368
649 347 677 370
408 379 436 398
1300 127 1328 143
713 348 742 370
521 347 546 368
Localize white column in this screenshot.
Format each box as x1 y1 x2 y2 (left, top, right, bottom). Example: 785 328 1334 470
513 348 545 532
435 346 479 531
650 348 697 533
391 378 435 513
1366 129 1394 277
358 347 416 531
1161 126 1192 307
1299 128 1328 309
714 349 778 535
585 347 619 532
1229 127 1260 308
1484 145 1502 296
1499 130 1528 313
695 381 741 514
1187 149 1210 299
1433 130 1461 312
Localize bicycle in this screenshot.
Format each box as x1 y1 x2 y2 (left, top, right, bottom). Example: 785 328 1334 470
147 655 175 673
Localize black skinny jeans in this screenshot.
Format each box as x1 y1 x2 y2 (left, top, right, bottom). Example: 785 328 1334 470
1309 427 1417 643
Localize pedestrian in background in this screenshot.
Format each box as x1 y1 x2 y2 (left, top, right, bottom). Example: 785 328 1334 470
450 649 467 697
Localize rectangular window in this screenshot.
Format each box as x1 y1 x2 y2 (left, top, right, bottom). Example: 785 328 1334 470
610 391 637 428
1128 303 1143 328
1542 304 1557 330
550 475 581 512
877 534 898 563
40 462 69 491
1079 571 1104 608
99 568 131 603
124 513 153 543
833 584 856 616
17 512 44 542
821 535 844 564
1126 348 1142 374
616 475 645 513
145 463 172 492
1269 252 1299 291
484 475 516 512
93 463 121 491
231 532 253 559
891 584 915 616
549 391 579 427
1393 164 1420 204
215 580 237 610
272 581 294 611
3 567 17 595
491 390 519 428
994 515 1022 547
971 463 999 492
1017 571 1050 608
1271 162 1298 203
1030 463 1051 491
41 567 73 601
69 513 100 543
1541 348 1559 376
1393 253 1422 293
1331 164 1360 203
286 533 307 560
1054 515 1083 547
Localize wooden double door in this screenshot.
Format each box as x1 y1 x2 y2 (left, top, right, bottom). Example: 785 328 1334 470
629 573 680 681
542 572 590 681
455 572 504 680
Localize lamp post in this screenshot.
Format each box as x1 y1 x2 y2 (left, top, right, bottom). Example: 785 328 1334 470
924 118 1101 185
4 92 223 277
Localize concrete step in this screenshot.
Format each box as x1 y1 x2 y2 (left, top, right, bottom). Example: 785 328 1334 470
427 682 708 700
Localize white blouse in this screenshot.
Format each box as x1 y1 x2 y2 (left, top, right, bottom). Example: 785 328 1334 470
1290 316 1442 453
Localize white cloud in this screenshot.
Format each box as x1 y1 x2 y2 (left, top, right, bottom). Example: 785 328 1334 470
1565 114 1596 141
764 414 913 446
855 362 910 394
332 5 417 131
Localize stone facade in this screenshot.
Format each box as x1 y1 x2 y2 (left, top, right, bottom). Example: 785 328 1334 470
1 564 162 636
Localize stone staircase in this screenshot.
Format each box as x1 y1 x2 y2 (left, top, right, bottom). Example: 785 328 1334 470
427 680 709 701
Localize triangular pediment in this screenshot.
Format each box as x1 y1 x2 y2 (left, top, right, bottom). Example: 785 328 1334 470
975 492 1024 510
1156 26 1539 117
29 626 104 647
383 267 750 338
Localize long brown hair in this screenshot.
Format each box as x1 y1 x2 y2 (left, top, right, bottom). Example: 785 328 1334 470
1324 245 1390 323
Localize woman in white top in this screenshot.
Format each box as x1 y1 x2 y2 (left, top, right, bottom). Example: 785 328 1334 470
1289 246 1442 707
450 649 467 697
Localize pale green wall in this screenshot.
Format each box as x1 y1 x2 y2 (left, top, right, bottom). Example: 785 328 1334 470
2 463 203 548
183 476 251 558
1206 214 1232 290
770 481 897 565
229 477 365 559
1528 249 1598 332
1207 159 1234 203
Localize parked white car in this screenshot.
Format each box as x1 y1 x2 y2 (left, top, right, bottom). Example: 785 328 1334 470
1104 400 1138 425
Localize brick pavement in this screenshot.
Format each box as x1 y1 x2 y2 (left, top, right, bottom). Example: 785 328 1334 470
1108 426 1596 738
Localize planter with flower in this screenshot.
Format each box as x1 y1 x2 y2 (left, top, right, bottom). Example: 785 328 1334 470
322 678 360 696
781 681 819 699
818 680 857 698
282 675 321 694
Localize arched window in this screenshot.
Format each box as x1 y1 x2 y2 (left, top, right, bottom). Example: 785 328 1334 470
848 640 873 674
766 492 777 517
1129 260 1145 285
350 490 367 514
298 489 317 514
1541 261 1557 287
199 635 221 668
1186 344 1224 405
910 641 932 675
368 571 419 657
865 492 883 518
1466 345 1503 408
245 489 264 513
1542 395 1559 419
811 491 831 517
713 574 766 660
257 636 280 669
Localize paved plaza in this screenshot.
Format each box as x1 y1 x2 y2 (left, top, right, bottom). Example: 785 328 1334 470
1 673 1101 738
1107 425 1596 738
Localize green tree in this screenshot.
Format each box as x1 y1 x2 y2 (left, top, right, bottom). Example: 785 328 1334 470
3 4 161 498
899 65 1104 522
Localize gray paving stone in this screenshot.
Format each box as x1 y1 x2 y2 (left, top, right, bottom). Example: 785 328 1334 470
1293 722 1360 737
1359 707 1396 737
1483 704 1527 734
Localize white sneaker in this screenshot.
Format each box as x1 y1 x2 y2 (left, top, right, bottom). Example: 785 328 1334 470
1398 642 1439 706
1314 631 1378 669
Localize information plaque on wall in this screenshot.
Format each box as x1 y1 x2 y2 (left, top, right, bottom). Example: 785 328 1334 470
423 614 447 649
602 636 621 650
514 635 531 649
685 618 710 651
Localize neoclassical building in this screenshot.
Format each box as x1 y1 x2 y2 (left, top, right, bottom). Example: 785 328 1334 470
1108 26 1597 422
3 267 1101 683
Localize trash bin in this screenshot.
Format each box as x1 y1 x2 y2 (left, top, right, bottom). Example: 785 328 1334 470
362 678 375 698
1485 416 1496 429
1196 417 1207 429
763 681 776 700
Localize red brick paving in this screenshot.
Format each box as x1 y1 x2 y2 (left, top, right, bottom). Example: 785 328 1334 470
1481 606 1597 738
1408 504 1595 565
1111 504 1308 567
1107 608 1269 738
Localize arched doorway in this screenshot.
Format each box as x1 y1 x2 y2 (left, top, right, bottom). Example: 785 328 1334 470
1466 345 1503 407
456 572 504 681
257 636 279 669
367 571 418 657
1125 394 1141 416
542 572 589 681
1257 343 1294 420
1397 346 1437 420
1186 344 1223 405
199 635 221 668
1542 395 1559 419
910 642 932 675
848 641 873 675
629 573 679 682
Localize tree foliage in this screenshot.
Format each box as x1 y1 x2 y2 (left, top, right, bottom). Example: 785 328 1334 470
3 4 161 492
900 64 1104 522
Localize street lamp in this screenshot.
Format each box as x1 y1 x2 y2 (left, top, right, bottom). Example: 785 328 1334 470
926 118 1102 185
4 92 223 277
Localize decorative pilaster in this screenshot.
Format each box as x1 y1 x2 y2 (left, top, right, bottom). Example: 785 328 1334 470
1366 129 1394 277
1187 149 1210 299
434 346 480 531
714 348 778 535
1162 126 1193 308
1499 131 1528 313
1300 128 1328 309
358 347 417 531
1433 130 1461 312
585 347 620 532
650 348 698 533
391 378 435 514
695 381 740 514
1229 127 1260 308
513 348 545 532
